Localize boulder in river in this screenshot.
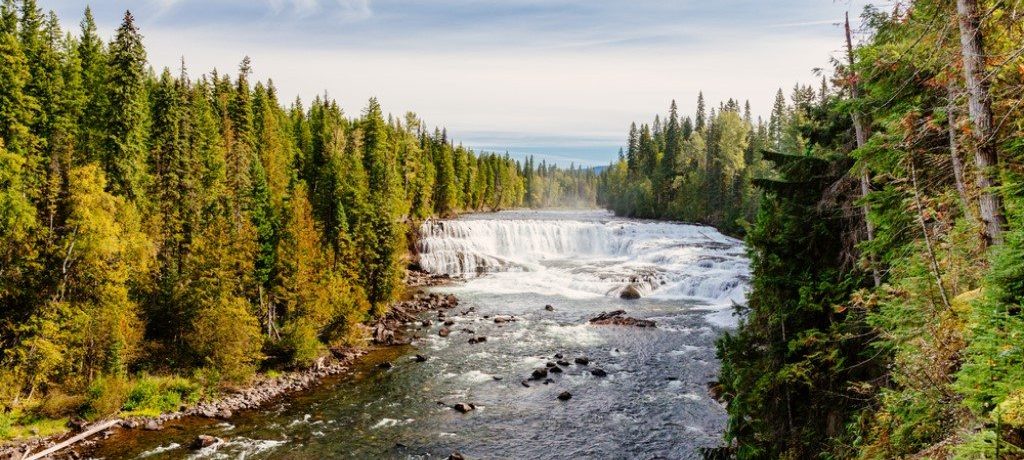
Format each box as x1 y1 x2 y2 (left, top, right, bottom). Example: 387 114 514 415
448 452 466 460
493 315 515 324
544 304 555 311
191 435 221 450
619 284 642 299
531 368 549 380
591 368 608 377
589 310 656 328
377 361 394 370
143 420 162 431
549 366 563 374
452 403 476 413
574 357 590 365
68 418 88 432
558 391 573 401
414 354 428 362
439 327 451 337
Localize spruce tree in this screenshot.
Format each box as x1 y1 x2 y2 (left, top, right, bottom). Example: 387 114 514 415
695 91 706 132
103 10 148 199
659 100 682 207
77 6 106 163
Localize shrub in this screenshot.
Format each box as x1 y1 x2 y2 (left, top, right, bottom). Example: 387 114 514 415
84 375 130 419
186 295 263 384
280 320 324 368
122 375 202 416
36 392 87 419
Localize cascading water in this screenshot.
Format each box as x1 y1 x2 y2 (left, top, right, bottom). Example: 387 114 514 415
417 209 749 310
91 209 750 459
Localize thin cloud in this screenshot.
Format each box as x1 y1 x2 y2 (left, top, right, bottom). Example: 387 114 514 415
767 19 842 28
41 0 875 166
264 0 373 20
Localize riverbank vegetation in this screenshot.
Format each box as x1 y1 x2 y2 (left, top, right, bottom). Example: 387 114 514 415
0 2 596 441
599 1 1024 457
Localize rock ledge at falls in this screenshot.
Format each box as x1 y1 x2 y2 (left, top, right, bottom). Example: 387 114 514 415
589 310 657 327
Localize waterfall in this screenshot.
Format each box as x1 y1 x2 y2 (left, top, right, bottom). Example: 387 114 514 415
417 210 749 305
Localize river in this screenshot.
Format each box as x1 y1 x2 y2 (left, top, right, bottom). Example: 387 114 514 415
89 210 749 459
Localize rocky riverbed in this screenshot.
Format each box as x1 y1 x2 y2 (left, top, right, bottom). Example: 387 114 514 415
25 210 748 459
0 273 459 460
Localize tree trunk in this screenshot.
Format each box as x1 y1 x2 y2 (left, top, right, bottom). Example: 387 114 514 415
946 82 972 215
846 13 882 287
956 0 1007 245
910 159 951 311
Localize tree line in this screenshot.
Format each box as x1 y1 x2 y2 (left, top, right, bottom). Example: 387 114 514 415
0 2 593 432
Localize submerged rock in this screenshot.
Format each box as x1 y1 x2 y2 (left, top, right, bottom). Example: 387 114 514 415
557 391 573 401
544 304 555 311
439 327 451 337
619 284 642 299
414 354 428 362
589 310 656 328
191 435 221 449
448 452 467 460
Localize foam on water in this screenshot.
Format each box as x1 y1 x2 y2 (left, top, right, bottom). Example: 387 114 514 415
418 210 749 306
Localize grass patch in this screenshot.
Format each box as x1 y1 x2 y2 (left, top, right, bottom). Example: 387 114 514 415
0 409 69 442
120 375 203 417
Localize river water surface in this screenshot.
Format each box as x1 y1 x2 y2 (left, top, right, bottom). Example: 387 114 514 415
91 210 749 459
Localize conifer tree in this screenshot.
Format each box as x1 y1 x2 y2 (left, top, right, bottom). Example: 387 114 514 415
103 10 148 199
695 91 706 132
77 6 106 164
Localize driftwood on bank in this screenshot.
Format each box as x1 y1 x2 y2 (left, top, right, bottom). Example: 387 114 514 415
18 419 121 460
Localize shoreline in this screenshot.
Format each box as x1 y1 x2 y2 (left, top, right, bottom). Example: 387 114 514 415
0 270 458 460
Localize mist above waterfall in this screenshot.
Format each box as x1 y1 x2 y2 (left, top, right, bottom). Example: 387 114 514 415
417 210 750 307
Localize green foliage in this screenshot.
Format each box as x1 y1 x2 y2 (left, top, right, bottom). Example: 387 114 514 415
84 375 130 420
187 294 263 384
36 392 86 419
598 97 766 235
102 11 148 198
122 375 201 416
278 320 325 368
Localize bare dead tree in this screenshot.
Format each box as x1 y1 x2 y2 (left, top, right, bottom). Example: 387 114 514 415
846 12 882 287
956 0 1007 245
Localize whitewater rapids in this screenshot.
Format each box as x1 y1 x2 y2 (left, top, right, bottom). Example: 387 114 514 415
417 210 749 316
92 209 750 459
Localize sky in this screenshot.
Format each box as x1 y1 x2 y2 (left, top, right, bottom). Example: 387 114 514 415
46 0 878 166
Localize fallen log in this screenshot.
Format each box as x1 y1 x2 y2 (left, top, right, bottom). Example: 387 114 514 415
22 419 122 460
